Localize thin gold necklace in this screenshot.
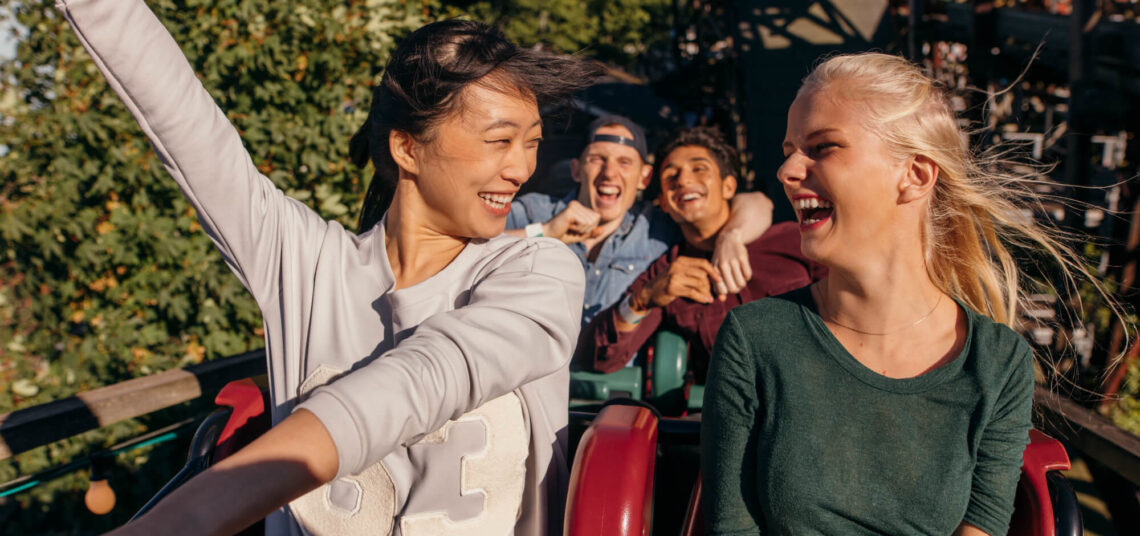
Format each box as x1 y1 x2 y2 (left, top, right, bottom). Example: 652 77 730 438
816 284 943 336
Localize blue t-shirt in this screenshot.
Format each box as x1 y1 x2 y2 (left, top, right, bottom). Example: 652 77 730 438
507 192 681 326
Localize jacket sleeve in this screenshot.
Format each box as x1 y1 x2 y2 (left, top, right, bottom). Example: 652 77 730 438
300 240 586 477
57 0 334 306
574 252 670 373
702 312 764 535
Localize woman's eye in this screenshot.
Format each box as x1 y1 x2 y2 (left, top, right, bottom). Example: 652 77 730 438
485 139 510 145
812 143 838 155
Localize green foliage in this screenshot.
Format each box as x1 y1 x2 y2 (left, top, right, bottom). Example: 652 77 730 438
0 0 423 530
1111 359 1140 437
441 0 673 69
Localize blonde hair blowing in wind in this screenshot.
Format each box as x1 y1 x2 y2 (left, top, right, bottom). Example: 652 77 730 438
800 52 1110 328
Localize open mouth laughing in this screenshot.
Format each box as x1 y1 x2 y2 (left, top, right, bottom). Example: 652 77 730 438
478 192 514 216
673 189 706 209
595 183 621 206
794 195 833 228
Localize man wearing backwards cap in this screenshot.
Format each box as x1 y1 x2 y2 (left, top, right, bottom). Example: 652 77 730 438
506 115 773 326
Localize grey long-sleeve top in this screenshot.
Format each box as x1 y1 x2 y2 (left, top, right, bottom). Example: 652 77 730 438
58 1 585 534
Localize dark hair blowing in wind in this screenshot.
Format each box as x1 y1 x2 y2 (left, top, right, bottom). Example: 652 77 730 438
350 19 602 233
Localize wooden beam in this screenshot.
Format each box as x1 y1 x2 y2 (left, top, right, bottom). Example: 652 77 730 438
1034 384 1140 487
0 350 265 460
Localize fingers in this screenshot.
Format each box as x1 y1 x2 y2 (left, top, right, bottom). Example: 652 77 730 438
548 202 600 243
674 278 715 304
680 257 721 284
564 201 600 236
740 256 753 283
717 258 748 295
714 278 729 300
668 258 719 304
711 229 751 296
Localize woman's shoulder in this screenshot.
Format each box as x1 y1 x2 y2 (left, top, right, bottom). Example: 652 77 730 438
472 234 585 284
732 285 815 320
962 305 1034 379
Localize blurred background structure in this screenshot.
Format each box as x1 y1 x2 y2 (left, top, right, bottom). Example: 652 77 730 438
1 0 1140 533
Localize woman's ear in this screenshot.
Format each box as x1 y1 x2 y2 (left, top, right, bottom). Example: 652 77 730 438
389 130 420 176
899 155 939 204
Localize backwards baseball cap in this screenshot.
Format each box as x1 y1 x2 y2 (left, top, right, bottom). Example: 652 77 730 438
586 114 649 162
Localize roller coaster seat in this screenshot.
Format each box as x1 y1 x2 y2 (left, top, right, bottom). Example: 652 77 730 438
570 329 703 412
131 377 270 523
564 404 658 536
166 380 1082 536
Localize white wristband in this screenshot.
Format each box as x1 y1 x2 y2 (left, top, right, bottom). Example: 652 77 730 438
525 222 544 238
618 295 649 325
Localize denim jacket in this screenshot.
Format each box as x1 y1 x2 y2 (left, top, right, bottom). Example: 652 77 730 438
508 192 681 326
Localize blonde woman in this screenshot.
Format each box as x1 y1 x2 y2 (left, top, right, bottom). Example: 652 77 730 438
701 53 1089 535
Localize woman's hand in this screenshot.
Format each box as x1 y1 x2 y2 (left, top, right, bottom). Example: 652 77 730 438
111 410 338 536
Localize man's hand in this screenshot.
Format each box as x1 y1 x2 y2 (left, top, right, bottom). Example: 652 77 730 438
711 228 753 297
633 256 721 311
544 201 601 244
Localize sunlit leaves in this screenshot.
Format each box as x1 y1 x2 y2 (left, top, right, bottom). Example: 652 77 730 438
0 0 422 530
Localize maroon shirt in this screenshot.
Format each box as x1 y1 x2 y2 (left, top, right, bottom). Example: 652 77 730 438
574 222 826 383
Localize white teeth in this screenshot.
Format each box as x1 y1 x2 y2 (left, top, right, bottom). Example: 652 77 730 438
478 193 513 208
794 197 832 210
597 186 619 195
681 193 701 201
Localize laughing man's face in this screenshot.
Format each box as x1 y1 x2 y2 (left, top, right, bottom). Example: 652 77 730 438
572 124 651 225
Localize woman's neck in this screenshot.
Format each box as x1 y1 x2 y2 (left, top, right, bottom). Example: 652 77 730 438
814 243 963 379
384 185 469 289
818 248 942 330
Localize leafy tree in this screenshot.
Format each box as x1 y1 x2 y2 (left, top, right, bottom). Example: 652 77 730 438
0 0 424 531
441 0 674 71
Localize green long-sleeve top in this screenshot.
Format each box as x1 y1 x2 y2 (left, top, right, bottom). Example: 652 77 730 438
701 287 1033 535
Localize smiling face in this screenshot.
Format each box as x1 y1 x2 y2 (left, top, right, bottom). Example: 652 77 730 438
405 82 543 239
572 124 652 225
778 84 911 265
658 145 736 235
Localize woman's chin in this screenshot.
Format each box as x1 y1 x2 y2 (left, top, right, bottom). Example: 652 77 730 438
469 222 506 240
798 238 833 266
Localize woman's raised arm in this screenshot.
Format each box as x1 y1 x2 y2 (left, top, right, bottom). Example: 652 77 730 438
58 0 333 305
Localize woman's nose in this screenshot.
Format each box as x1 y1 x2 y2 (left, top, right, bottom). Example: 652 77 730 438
777 153 806 186
502 144 532 186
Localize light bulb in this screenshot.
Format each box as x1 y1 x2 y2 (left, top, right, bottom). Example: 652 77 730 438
85 478 116 515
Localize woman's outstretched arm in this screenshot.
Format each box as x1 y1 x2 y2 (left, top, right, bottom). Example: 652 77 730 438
299 240 585 478
110 410 338 536
58 0 332 305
